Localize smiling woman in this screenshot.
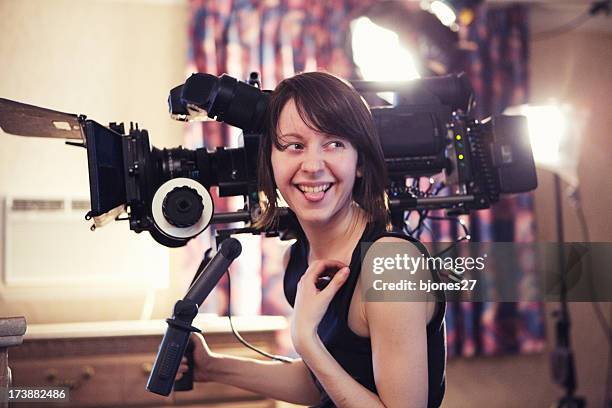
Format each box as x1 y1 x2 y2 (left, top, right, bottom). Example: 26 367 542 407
271 98 360 225
255 72 389 234
261 73 445 408
181 72 446 408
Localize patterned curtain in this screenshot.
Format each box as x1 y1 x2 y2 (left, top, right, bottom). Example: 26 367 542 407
450 4 546 356
185 0 545 356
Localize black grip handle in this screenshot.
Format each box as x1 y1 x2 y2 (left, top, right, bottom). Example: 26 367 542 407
146 324 191 396
147 240 241 397
173 338 195 391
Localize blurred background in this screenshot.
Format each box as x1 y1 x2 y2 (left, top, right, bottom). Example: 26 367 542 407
1 0 611 407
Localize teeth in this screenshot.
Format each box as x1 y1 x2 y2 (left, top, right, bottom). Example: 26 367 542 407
298 184 330 193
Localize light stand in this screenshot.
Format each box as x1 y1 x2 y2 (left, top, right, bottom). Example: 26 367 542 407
503 102 589 407
550 172 586 408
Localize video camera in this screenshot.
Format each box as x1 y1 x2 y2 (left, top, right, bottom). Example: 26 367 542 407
0 71 537 247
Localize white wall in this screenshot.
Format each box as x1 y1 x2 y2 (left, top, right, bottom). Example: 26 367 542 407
0 0 191 322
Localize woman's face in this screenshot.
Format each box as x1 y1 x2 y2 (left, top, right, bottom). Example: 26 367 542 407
271 99 360 226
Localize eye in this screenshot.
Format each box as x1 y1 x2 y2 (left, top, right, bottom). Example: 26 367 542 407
326 140 345 149
288 143 304 150
280 142 304 151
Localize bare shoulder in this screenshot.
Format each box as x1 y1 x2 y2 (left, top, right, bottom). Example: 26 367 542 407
361 234 436 324
362 234 427 276
371 234 422 249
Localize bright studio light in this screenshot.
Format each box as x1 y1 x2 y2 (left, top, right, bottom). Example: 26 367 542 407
524 105 566 168
427 1 457 28
505 103 586 186
350 17 421 82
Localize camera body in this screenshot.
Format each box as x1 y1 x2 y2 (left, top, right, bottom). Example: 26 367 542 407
0 71 536 247
84 71 536 247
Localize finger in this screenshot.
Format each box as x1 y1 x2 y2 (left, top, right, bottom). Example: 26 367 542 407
191 333 206 355
303 259 347 282
320 266 350 296
192 332 206 346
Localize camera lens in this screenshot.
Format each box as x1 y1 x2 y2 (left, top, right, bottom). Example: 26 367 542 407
162 186 204 228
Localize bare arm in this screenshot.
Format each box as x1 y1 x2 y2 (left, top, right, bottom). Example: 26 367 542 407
206 353 321 405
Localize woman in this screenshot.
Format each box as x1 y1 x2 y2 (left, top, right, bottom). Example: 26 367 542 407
178 72 446 408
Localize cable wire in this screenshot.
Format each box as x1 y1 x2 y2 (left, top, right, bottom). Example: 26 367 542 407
568 187 612 337
226 270 293 363
568 186 612 407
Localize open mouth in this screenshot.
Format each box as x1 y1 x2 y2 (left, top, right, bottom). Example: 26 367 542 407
294 183 334 202
295 183 333 194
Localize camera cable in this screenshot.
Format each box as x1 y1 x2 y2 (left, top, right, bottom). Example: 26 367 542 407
225 269 293 363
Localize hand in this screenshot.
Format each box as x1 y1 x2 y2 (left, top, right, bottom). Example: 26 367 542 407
292 260 350 354
176 333 218 383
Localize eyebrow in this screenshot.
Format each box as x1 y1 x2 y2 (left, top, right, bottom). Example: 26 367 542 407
278 132 340 140
278 132 305 140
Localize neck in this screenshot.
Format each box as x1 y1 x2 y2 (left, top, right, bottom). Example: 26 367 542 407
300 204 369 265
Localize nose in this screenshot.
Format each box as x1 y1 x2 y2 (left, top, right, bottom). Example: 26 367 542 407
300 150 326 174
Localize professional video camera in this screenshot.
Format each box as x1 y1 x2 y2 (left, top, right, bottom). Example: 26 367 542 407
0 71 537 247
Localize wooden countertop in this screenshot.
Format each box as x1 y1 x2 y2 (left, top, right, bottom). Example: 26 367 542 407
24 315 288 340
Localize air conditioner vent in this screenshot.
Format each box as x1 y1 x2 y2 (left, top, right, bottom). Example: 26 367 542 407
11 199 64 211
3 196 169 288
71 199 91 211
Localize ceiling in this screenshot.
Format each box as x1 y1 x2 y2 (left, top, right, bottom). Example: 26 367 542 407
525 1 612 34
420 0 611 34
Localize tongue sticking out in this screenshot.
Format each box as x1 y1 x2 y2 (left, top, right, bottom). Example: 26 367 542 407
303 190 325 202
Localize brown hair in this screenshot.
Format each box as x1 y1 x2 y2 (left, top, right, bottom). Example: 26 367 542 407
255 71 389 232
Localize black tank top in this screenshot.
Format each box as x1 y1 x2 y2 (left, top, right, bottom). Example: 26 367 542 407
284 222 446 407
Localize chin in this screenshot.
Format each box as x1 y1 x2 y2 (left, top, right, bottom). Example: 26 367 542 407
284 188 352 226
293 209 333 225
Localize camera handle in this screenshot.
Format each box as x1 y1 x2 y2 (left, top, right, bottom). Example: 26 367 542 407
146 299 201 396
174 338 196 391
147 238 242 396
